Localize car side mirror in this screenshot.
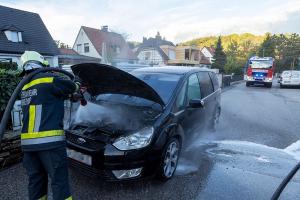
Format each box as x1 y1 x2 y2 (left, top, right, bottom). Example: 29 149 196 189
188 99 204 108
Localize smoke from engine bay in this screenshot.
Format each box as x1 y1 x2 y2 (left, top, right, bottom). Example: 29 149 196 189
70 101 156 132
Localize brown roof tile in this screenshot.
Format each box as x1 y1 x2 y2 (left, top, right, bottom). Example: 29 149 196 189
59 48 78 55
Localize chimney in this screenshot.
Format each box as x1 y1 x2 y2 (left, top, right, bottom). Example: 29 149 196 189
143 37 147 43
156 32 162 40
101 25 108 32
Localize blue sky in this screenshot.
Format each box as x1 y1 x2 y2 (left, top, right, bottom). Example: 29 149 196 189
1 0 300 46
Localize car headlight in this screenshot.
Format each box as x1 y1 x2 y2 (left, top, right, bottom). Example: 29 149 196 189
113 127 154 150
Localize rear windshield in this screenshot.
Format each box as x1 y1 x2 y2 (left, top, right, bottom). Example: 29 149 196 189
282 71 300 77
249 60 273 69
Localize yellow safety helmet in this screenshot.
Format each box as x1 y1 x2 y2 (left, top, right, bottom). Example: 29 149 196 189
19 51 49 76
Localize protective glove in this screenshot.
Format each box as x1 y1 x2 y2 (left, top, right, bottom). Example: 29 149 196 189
71 92 83 102
74 76 82 92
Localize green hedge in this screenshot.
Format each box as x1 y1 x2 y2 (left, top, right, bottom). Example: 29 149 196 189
0 69 21 112
0 62 18 71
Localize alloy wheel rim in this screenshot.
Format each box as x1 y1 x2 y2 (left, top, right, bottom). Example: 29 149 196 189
163 141 179 178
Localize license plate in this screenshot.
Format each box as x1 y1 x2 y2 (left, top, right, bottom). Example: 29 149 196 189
67 148 92 165
284 81 291 83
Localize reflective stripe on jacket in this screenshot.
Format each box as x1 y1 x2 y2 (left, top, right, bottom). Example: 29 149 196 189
21 72 77 151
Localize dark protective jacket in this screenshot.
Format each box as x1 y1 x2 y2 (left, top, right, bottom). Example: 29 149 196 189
20 72 78 152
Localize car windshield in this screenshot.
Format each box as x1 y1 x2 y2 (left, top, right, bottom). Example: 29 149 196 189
250 60 273 69
95 73 181 105
131 72 181 104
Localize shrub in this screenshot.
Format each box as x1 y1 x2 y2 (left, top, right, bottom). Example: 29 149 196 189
0 69 21 113
0 62 18 71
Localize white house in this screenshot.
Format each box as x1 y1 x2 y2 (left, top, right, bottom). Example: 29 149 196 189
201 46 215 64
72 27 101 59
72 26 137 64
136 32 175 66
0 6 59 67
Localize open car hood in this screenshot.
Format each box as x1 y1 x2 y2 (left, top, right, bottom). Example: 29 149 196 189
71 63 165 106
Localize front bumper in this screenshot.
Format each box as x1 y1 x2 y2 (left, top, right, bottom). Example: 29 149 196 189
66 134 161 181
245 76 273 83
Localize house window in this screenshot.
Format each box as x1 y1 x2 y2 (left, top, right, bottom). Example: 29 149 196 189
84 43 89 53
77 44 82 53
185 49 190 60
4 31 22 42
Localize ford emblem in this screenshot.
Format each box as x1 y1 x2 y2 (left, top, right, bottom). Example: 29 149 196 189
77 137 86 144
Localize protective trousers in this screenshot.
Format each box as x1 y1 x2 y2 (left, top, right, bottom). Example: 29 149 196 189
23 147 72 200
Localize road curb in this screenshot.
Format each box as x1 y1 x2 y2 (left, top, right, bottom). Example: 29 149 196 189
231 80 245 85
221 80 244 93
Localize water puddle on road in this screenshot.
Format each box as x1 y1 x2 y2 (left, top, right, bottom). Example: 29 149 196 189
176 139 300 176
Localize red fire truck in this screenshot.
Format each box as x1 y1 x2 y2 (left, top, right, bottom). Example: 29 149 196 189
245 57 275 88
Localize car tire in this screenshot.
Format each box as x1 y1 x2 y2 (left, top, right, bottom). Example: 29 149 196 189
156 137 181 181
280 84 284 88
246 82 251 87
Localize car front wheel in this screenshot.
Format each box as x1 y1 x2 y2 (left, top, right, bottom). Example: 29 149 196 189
156 137 181 181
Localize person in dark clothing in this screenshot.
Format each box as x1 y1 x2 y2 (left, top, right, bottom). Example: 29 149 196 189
19 51 80 200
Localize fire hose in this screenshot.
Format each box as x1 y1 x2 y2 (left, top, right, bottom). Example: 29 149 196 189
0 67 75 144
271 162 300 200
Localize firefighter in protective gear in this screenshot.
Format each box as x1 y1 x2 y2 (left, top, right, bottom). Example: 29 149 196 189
20 51 80 200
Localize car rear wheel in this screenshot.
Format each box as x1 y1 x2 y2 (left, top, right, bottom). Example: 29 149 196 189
156 137 181 181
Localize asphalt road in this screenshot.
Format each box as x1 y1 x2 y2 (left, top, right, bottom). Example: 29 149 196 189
1 81 300 200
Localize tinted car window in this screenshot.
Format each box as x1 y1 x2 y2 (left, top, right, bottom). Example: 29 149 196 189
187 74 201 101
174 81 187 112
198 72 214 98
131 72 181 104
209 72 220 91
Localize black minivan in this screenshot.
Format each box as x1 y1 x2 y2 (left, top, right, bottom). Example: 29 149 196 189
66 63 221 181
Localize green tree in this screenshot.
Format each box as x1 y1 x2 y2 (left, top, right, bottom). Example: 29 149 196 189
284 33 300 70
212 36 227 73
225 40 238 74
224 40 245 74
258 33 275 57
273 33 300 72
